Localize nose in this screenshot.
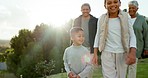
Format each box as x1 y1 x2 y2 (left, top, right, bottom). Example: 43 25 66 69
83 9 89 12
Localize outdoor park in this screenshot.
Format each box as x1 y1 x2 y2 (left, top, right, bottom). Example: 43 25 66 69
1 0 148 78
0 23 148 78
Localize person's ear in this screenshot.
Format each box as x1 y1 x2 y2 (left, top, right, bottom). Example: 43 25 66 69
137 8 139 11
89 9 91 12
71 37 73 40
81 9 83 12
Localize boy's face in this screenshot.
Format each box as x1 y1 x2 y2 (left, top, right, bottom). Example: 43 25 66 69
104 0 121 15
81 5 91 17
71 31 84 46
128 4 138 17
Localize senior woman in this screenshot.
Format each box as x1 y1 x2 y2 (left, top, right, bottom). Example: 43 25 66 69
128 0 148 78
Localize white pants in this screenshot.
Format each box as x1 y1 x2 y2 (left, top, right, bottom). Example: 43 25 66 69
127 58 138 78
101 51 128 78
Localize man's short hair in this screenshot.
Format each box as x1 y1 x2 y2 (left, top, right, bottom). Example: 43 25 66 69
81 3 91 10
70 27 83 37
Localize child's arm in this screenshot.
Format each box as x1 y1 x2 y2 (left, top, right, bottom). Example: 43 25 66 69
93 48 99 65
77 62 93 77
64 58 76 78
92 17 100 65
127 17 136 65
63 49 71 76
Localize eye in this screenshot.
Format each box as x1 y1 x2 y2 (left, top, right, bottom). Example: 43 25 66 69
114 1 118 3
107 2 111 5
78 35 81 37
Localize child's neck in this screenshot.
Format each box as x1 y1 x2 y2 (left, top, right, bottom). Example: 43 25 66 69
109 13 118 18
109 11 119 18
73 43 81 46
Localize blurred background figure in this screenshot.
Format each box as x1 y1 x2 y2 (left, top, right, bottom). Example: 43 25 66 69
128 0 148 78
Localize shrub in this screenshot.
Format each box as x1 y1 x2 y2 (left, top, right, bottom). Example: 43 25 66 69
35 60 55 77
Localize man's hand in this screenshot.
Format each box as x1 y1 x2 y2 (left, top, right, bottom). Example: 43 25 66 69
144 50 148 56
126 48 136 65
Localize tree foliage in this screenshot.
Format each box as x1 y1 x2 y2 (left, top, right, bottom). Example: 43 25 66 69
6 22 71 78
7 29 33 74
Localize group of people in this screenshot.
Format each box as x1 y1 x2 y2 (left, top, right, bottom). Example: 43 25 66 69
63 0 148 78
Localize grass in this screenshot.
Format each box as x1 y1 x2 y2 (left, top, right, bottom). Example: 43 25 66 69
136 58 148 78
0 58 147 78
48 67 103 78
48 58 148 78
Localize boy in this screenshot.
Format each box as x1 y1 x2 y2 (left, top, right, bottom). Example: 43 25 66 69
63 27 93 78
93 0 137 78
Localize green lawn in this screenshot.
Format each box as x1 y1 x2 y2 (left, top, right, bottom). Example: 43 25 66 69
0 58 148 78
136 59 148 78
48 58 148 78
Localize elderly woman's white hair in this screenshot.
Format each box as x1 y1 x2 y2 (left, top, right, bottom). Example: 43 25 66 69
128 0 139 8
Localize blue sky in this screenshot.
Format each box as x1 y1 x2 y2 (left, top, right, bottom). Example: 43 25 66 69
0 0 148 40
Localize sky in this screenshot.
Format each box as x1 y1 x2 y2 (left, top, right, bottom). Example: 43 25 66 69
0 0 148 40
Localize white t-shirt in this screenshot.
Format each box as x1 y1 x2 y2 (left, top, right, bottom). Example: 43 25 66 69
94 16 136 53
131 17 137 26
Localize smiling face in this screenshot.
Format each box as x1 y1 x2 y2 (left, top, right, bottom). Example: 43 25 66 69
71 31 84 46
104 0 121 17
128 4 138 18
81 5 91 18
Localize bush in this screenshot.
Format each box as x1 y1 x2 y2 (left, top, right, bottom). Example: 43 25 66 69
35 60 55 77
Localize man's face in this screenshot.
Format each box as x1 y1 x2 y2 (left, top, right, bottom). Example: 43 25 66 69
81 5 91 17
104 0 121 14
128 4 138 17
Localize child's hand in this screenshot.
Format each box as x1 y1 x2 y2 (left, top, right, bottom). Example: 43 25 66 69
76 75 80 78
126 48 136 65
68 72 75 78
92 54 98 66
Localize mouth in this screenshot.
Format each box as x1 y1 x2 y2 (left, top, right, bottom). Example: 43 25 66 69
110 6 117 10
83 13 89 14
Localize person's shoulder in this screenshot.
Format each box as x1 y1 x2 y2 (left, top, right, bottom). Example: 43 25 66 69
99 13 108 19
120 11 129 17
137 14 145 19
75 15 82 20
137 13 144 17
98 13 107 23
81 46 89 52
90 14 98 20
64 46 73 52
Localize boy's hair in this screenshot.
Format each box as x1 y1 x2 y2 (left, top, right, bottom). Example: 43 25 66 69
81 3 91 10
70 27 83 37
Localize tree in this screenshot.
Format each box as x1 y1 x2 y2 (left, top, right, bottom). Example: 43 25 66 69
7 29 33 74
32 23 56 61
6 22 71 77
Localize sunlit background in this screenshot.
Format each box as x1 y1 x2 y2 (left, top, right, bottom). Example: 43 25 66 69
0 0 148 40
